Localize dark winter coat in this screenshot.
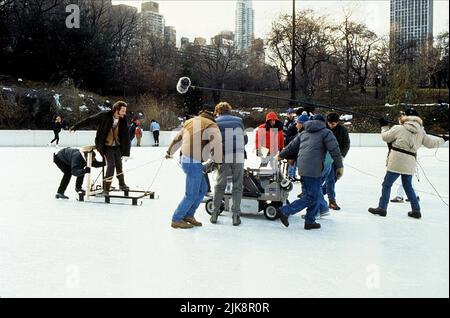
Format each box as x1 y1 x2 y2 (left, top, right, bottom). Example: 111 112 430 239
53 122 62 134
285 124 299 146
329 123 350 158
72 111 130 157
129 122 137 140
280 119 343 178
56 148 87 177
283 117 296 137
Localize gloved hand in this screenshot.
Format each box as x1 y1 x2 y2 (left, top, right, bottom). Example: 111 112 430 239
92 159 106 168
165 152 173 159
378 118 389 127
336 167 344 180
203 159 217 173
442 135 449 142
83 167 91 174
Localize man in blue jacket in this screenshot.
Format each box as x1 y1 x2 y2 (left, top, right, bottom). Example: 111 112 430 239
210 102 248 226
277 114 344 230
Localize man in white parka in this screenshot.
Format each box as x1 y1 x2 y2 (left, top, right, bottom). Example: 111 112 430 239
368 108 447 219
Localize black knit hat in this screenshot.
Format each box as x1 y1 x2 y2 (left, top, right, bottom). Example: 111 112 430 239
200 103 215 115
312 114 326 122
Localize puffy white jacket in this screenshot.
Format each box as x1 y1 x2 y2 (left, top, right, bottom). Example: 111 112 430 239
381 116 445 175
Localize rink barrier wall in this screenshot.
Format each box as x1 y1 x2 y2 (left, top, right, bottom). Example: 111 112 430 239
0 130 448 148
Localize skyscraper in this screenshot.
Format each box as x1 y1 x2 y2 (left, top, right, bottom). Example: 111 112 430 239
140 1 164 38
390 0 433 60
235 0 254 52
164 26 176 46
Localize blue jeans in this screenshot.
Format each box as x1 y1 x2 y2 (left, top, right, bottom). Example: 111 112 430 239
288 163 296 178
318 165 332 214
280 176 322 224
322 163 336 201
172 161 208 222
378 171 420 211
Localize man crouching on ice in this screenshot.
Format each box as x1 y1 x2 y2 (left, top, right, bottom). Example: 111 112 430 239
54 148 105 199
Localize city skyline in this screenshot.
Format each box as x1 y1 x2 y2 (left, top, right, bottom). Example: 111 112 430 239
112 0 449 47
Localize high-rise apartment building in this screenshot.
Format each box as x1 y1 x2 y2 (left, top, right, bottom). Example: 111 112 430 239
164 26 176 46
390 0 433 60
235 0 254 52
140 1 164 38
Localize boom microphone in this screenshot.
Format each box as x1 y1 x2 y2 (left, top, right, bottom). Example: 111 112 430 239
176 77 191 94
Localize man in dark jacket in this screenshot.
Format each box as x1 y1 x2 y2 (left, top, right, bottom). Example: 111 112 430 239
129 117 137 144
70 101 130 194
277 114 344 230
210 102 248 226
53 147 103 199
283 108 296 138
324 112 351 210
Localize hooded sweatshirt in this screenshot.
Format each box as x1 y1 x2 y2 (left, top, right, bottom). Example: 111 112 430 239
255 112 285 155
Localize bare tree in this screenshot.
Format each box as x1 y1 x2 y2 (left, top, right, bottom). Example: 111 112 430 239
347 23 380 93
267 15 299 92
183 41 240 102
267 10 337 96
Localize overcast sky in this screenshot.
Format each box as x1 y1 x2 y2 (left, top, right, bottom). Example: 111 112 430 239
113 0 450 46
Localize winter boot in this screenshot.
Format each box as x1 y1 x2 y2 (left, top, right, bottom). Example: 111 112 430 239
390 196 404 203
368 207 387 217
171 220 194 229
100 181 112 196
408 211 422 219
75 188 86 195
232 214 241 226
329 199 341 211
119 184 129 191
277 209 289 227
184 216 202 227
210 212 219 224
406 196 420 202
304 222 321 230
117 175 129 191
55 193 69 199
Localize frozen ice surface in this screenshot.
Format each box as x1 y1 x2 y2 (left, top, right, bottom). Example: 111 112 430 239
0 146 448 297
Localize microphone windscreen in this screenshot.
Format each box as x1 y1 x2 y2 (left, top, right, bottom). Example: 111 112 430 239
176 77 191 94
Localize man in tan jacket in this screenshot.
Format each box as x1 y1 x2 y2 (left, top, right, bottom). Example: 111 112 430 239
369 108 447 219
166 104 223 229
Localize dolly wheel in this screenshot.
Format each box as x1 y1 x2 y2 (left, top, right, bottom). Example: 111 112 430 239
205 199 224 215
264 204 279 220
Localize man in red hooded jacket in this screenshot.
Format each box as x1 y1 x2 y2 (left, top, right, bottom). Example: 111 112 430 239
255 112 285 167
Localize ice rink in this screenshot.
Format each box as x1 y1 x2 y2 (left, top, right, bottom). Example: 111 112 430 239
0 145 448 298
